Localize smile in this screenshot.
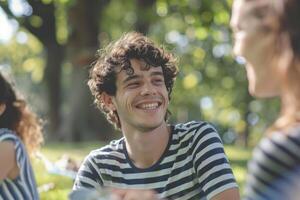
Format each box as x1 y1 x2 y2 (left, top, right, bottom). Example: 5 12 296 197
136 102 161 110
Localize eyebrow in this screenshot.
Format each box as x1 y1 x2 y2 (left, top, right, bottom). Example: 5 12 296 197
122 71 164 84
122 75 140 84
151 71 164 77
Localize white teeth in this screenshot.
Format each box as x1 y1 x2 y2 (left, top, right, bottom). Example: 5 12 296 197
140 103 159 110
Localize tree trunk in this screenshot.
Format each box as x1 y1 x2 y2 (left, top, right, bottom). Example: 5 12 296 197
136 0 156 34
19 0 65 138
60 0 113 141
44 44 64 137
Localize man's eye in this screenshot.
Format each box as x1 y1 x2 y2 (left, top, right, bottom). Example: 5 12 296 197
153 79 164 85
127 82 139 88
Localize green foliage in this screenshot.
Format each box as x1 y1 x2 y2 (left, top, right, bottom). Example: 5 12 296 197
55 1 68 44
0 29 44 82
0 0 281 144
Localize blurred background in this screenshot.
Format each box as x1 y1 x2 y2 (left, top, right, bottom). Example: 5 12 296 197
0 0 280 199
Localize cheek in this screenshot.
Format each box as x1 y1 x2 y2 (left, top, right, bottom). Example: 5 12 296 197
234 32 257 59
123 91 139 109
245 64 261 96
233 33 246 56
245 65 256 85
162 87 169 101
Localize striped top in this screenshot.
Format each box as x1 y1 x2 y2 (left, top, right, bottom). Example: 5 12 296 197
243 126 300 200
0 129 39 200
73 121 237 200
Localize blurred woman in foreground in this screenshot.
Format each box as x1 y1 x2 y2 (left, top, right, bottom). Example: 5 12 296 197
0 73 43 200
231 0 300 199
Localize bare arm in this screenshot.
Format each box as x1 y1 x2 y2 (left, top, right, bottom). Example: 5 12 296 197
0 141 19 181
211 188 240 200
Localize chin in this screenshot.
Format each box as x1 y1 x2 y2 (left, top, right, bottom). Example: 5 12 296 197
142 120 165 130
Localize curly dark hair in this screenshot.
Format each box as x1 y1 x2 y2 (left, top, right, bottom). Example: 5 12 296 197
0 73 43 155
88 32 179 129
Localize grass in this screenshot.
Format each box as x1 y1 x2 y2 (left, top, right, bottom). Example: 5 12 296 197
33 142 252 200
34 142 104 200
224 145 252 194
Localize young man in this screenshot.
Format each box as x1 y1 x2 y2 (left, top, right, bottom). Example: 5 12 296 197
73 32 240 200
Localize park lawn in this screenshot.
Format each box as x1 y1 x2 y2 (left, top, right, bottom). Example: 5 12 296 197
33 143 252 200
33 142 103 200
225 145 252 193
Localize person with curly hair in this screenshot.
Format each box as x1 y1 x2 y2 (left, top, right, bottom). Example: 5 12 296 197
73 32 240 200
231 0 300 199
0 72 43 200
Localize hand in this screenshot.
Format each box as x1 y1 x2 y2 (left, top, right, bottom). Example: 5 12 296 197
110 188 161 200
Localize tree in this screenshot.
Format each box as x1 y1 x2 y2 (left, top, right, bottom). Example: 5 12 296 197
1 0 64 135
1 0 280 145
60 0 112 141
0 0 113 141
136 0 156 34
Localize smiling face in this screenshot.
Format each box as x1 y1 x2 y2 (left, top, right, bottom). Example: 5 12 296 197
103 59 169 133
231 0 282 98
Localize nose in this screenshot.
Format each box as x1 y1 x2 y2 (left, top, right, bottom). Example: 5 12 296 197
140 82 156 96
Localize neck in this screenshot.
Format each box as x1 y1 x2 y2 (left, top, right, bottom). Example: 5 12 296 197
122 122 171 168
275 92 300 131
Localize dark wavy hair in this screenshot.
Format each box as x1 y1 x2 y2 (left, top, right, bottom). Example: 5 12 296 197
0 73 43 155
88 32 179 129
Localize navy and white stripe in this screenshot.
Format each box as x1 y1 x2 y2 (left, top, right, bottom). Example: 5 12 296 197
73 121 237 200
243 126 300 200
0 129 39 200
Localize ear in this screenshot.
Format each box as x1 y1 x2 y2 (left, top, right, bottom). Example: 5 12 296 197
102 92 116 111
0 104 6 116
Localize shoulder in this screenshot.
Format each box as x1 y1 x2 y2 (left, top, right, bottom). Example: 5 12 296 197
173 120 218 133
253 128 300 164
0 128 24 155
74 138 125 188
0 129 20 152
248 127 300 180
258 127 300 154
173 121 221 143
245 128 300 199
0 140 15 155
0 128 19 143
84 138 125 164
0 138 17 180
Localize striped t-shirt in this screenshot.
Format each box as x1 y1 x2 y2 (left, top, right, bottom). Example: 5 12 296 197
243 126 300 200
73 121 237 200
0 128 39 200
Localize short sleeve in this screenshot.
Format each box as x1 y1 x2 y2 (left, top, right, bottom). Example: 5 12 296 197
0 129 17 143
192 123 238 199
0 129 25 168
73 152 103 191
243 130 300 200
